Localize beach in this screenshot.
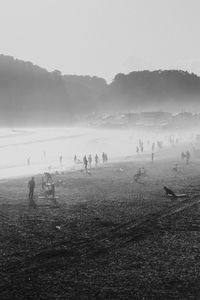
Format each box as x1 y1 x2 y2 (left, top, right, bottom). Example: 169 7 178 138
0 156 200 299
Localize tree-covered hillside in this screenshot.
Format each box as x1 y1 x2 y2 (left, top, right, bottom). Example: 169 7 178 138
0 55 200 125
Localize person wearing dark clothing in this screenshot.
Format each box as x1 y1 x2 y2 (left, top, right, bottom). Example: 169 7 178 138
186 150 190 165
181 152 185 160
95 154 99 167
28 177 36 208
164 186 177 198
83 155 88 171
105 153 108 163
88 154 92 168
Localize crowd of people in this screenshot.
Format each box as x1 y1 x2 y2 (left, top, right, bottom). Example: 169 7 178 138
28 152 109 207
74 152 108 171
27 134 194 209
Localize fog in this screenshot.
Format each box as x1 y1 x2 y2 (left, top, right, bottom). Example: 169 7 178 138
0 126 196 180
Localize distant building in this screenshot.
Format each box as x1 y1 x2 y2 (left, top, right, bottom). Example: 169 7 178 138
138 111 172 126
122 113 139 124
172 112 194 127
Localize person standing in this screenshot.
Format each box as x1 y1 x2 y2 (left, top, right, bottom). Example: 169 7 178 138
152 142 155 152
88 154 92 168
102 152 105 164
105 153 108 163
181 152 185 160
83 155 88 172
27 157 31 166
28 177 36 208
186 150 191 165
95 154 99 167
151 152 154 163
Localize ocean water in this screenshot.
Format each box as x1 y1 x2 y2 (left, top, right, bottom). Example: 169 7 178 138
0 126 189 179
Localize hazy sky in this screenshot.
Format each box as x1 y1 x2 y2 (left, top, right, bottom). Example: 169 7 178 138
0 0 200 81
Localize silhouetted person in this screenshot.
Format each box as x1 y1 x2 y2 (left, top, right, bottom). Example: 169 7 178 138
136 146 139 154
164 186 177 199
186 150 190 165
59 155 63 165
102 152 105 163
139 139 144 153
105 153 108 163
74 155 77 164
181 152 185 160
95 154 99 167
28 177 36 208
83 155 88 171
27 157 31 166
88 154 92 168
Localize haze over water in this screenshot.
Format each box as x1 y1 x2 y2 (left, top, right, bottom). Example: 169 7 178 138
0 126 194 180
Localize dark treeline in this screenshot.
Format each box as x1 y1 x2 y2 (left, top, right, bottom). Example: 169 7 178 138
106 70 200 112
0 55 200 125
0 55 107 125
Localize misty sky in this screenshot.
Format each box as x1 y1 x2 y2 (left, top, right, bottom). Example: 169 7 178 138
0 0 200 81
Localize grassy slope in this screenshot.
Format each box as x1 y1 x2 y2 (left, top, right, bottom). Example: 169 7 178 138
0 159 200 299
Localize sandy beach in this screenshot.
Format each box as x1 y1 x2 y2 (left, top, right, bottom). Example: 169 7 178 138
0 155 200 299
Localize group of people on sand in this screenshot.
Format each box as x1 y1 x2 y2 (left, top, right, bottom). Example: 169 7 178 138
28 171 57 208
181 150 191 164
74 153 108 171
136 140 164 157
136 139 144 154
